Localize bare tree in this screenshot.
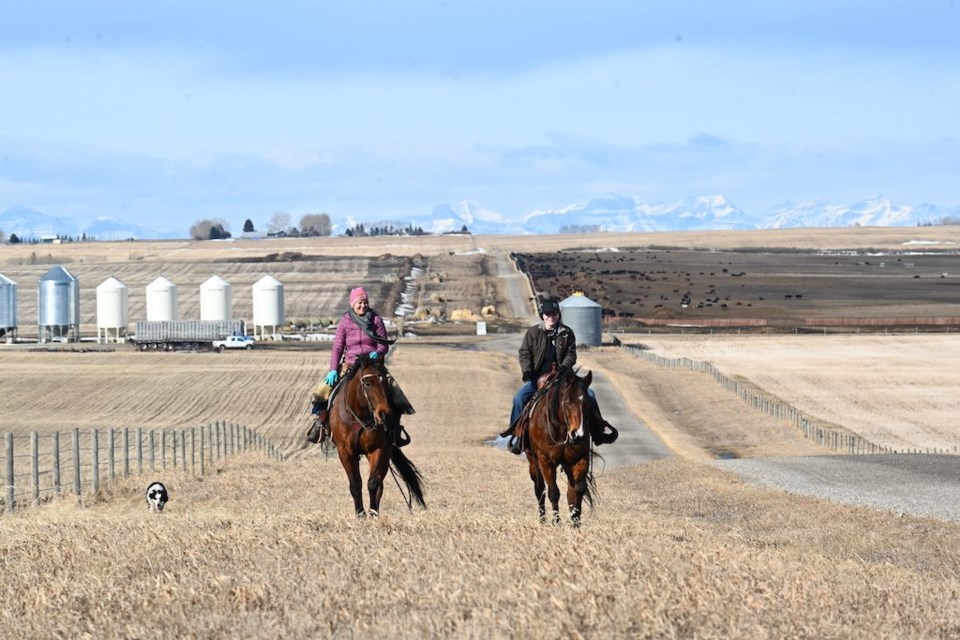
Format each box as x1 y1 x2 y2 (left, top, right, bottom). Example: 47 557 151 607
268 212 292 235
189 219 215 240
300 213 332 237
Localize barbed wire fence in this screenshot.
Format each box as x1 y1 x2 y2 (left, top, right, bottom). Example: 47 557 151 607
2 421 284 514
621 343 959 456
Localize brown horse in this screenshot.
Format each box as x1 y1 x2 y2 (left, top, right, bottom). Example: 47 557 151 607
328 354 425 517
524 366 596 526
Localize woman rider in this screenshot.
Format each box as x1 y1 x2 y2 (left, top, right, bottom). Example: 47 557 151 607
305 287 414 444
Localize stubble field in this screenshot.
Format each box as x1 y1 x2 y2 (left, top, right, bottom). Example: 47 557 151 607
2 228 960 638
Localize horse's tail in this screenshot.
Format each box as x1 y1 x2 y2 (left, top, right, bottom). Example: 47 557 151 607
390 447 426 509
581 452 601 511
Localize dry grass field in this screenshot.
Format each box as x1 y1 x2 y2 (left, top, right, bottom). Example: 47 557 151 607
2 228 960 638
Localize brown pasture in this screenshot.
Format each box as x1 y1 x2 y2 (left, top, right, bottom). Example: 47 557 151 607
1 228 960 638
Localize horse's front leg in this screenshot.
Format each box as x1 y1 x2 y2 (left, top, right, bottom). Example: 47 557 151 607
337 448 365 517
539 461 561 526
366 448 390 518
528 453 546 523
565 457 590 527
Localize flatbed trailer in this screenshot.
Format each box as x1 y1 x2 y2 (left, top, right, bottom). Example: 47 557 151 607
131 320 247 351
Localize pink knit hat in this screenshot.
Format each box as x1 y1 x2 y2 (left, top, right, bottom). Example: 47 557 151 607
350 287 368 305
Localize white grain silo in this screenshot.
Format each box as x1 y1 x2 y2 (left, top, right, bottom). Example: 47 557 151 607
38 265 80 342
559 292 603 347
200 275 232 321
96 276 129 344
146 276 178 322
252 275 284 339
0 273 18 342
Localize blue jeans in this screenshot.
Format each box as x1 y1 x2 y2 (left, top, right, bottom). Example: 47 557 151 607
511 381 596 425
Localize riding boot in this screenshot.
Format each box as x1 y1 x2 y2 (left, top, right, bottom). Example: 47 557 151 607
589 399 619 445
306 399 328 444
508 419 527 455
390 420 411 448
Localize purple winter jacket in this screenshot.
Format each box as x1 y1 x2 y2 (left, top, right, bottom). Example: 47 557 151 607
329 311 389 372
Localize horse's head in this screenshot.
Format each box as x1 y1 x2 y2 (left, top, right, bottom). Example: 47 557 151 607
344 354 392 427
554 368 592 444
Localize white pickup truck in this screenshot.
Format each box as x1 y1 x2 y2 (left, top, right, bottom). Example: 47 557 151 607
212 335 255 352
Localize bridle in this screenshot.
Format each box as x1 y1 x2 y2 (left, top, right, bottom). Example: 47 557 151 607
342 366 389 430
539 374 587 446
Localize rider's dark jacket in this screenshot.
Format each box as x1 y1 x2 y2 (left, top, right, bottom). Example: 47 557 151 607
518 321 577 382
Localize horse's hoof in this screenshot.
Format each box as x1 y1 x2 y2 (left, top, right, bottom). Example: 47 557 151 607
356 510 367 519
368 510 379 518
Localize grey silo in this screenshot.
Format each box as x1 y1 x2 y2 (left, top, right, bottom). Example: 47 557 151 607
0 273 18 338
37 265 80 342
559 292 602 347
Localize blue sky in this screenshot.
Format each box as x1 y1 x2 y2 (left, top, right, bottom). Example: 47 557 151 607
1 1 958 235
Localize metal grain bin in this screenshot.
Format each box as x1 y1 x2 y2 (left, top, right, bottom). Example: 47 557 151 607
146 276 178 322
0 273 17 340
560 292 602 347
252 275 284 339
200 275 232 322
96 276 129 343
38 265 80 342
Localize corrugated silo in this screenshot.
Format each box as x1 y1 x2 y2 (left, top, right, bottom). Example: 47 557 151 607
200 275 232 321
146 276 178 322
0 273 18 342
252 275 284 340
96 276 129 343
38 265 80 342
560 292 602 347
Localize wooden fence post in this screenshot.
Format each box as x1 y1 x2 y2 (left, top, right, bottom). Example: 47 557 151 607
136 428 143 475
72 428 81 499
108 428 115 481
91 429 100 495
200 426 206 477
31 431 40 506
123 428 130 477
161 430 167 470
6 433 15 513
150 430 156 471
53 431 61 495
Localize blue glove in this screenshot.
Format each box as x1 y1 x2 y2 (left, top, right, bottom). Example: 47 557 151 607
368 351 379 360
325 370 339 386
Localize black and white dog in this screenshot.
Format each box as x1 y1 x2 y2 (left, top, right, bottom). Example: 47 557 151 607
146 481 169 513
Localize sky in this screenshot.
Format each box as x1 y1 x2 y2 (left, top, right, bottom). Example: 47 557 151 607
1 1 959 236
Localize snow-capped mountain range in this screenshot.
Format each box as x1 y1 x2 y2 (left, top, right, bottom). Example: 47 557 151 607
2 195 959 241
401 195 960 236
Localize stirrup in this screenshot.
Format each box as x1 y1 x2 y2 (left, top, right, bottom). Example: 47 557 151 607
508 436 523 455
593 424 619 445
305 418 322 444
393 425 411 448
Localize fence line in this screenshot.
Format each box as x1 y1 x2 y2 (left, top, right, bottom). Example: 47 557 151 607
1 421 283 514
621 344 959 457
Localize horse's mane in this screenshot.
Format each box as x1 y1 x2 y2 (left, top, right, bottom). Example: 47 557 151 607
343 353 379 383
